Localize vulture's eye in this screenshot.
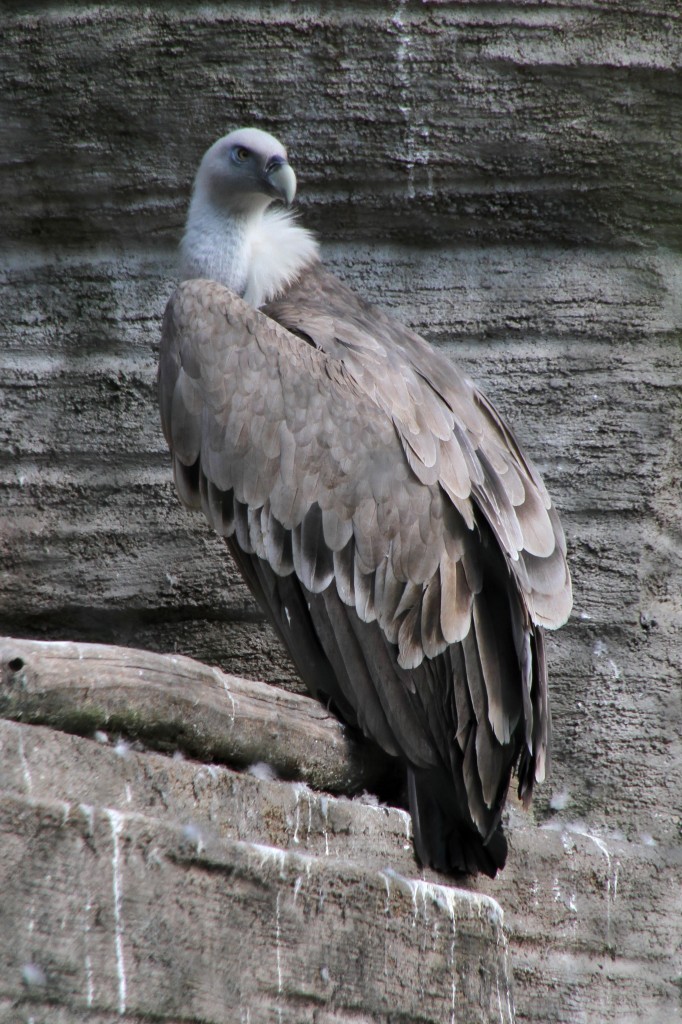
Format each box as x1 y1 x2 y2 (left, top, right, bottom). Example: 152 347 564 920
233 146 251 163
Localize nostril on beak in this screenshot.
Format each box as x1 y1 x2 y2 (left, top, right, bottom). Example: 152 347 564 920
265 155 285 173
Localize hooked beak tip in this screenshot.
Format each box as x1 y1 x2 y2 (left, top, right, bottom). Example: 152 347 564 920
265 160 297 207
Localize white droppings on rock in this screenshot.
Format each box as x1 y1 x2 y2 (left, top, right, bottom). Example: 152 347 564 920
291 782 311 845
606 658 622 679
16 726 33 795
248 761 279 782
83 892 95 1008
564 824 621 947
181 822 205 855
79 803 95 837
379 871 392 916
380 868 504 930
275 890 283 999
214 668 237 722
26 894 35 937
252 842 288 877
530 877 540 908
320 795 331 856
114 738 131 759
495 923 516 1024
104 808 127 1016
550 788 570 811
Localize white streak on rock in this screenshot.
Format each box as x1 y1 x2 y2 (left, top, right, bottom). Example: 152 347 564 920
26 895 35 936
84 893 94 1008
565 825 620 947
252 843 287 876
16 727 33 795
275 890 283 1023
448 896 457 1024
291 783 310 845
79 803 95 837
215 669 237 722
319 795 331 856
275 890 283 992
105 809 127 1016
379 871 392 916
495 925 515 1024
391 2 433 202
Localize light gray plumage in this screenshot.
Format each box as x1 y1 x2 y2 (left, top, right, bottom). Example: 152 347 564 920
159 128 572 876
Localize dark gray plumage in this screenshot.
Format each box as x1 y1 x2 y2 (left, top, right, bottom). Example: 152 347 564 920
159 129 572 876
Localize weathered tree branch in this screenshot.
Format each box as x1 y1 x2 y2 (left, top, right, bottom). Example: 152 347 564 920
0 637 393 795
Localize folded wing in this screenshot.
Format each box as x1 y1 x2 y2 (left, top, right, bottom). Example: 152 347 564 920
159 276 571 875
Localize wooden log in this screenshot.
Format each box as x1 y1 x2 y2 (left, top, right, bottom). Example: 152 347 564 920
0 637 393 795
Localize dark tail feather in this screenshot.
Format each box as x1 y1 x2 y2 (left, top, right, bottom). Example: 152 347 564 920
407 768 507 878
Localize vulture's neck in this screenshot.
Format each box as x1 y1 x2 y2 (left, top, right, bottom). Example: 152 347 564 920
180 198 319 308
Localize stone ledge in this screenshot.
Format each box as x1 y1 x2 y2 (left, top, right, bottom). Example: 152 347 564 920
1 642 680 1024
0 642 515 1022
0 783 513 1024
1 705 680 1024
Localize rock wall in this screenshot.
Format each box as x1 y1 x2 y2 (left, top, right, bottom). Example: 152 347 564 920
0 643 516 1024
1 3 681 1023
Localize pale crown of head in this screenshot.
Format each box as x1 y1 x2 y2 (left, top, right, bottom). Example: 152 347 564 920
193 127 297 215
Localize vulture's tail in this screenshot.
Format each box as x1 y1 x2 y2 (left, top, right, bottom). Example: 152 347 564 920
407 767 507 878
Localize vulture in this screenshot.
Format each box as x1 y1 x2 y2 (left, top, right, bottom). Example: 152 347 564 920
158 128 572 877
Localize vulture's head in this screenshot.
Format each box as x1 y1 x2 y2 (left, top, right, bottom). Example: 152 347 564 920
193 128 297 215
181 127 318 302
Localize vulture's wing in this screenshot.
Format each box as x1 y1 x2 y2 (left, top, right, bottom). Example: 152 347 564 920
263 266 572 631
160 276 570 876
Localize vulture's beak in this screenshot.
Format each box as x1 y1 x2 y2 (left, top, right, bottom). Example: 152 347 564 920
263 157 297 207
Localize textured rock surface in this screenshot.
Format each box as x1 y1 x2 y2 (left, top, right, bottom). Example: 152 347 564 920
1 3 681 1023
0 718 514 1024
0 709 678 1024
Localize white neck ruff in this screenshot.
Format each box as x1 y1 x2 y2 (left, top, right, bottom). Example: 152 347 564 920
180 201 319 307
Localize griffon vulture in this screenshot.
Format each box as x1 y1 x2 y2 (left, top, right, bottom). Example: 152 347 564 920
158 128 572 876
